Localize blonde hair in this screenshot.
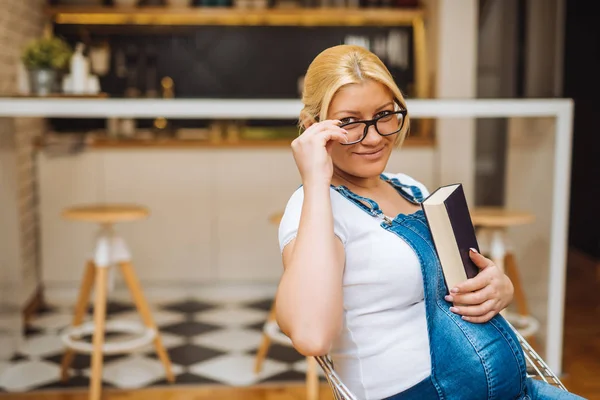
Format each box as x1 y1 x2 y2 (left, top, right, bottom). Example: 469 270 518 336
299 44 410 146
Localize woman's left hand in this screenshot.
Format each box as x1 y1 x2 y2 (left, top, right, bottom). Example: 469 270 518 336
445 248 514 323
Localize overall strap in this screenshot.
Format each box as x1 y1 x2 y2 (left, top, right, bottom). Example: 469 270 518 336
380 174 425 204
331 185 383 218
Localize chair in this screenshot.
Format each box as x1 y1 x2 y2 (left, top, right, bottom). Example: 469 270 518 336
315 326 568 400
60 204 174 400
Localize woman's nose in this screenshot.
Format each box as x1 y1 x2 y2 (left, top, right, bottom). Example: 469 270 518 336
361 124 382 146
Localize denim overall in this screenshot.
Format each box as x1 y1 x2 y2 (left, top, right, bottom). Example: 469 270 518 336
332 175 534 400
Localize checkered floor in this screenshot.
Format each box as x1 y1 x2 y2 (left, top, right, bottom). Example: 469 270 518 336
0 286 320 393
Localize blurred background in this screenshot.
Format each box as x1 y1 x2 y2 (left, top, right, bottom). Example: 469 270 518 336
0 0 598 399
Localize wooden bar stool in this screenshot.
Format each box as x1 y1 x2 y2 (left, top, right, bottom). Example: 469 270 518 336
471 207 540 347
60 204 174 400
254 211 320 400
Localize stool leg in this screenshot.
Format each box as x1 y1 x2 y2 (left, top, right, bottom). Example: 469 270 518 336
504 253 530 316
505 252 539 349
118 261 175 383
306 356 319 400
489 229 506 273
254 302 276 374
487 229 508 317
90 266 108 400
61 261 96 383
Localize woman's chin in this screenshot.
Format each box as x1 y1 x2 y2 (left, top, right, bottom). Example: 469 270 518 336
358 153 391 177
345 162 388 179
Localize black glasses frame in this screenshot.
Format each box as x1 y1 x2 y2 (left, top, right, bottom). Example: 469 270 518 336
339 109 408 145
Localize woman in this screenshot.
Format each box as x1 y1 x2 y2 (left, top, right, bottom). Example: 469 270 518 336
275 45 584 400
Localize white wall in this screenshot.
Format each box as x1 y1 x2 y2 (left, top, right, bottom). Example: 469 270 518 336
428 0 479 202
505 117 557 355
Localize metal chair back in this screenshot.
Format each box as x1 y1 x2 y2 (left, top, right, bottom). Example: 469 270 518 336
314 323 566 399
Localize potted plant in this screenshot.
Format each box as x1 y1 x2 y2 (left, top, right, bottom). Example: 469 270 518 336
21 36 72 96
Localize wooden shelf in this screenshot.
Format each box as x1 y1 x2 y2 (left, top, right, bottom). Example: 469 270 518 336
47 6 424 26
88 135 434 149
8 93 109 99
92 137 293 148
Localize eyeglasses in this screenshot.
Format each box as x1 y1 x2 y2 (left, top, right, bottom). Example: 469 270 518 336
339 109 407 145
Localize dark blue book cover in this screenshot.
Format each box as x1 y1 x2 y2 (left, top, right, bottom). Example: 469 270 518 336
443 184 480 280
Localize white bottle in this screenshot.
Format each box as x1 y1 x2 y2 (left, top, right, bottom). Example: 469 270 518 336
70 43 89 94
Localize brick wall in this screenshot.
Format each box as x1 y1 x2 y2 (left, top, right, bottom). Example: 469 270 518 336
0 0 46 307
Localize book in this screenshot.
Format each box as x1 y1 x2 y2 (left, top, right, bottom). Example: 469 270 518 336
421 183 480 293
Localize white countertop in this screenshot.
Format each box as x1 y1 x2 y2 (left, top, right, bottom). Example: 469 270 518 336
0 98 572 118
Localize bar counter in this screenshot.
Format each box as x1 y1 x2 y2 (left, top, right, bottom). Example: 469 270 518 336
0 97 574 374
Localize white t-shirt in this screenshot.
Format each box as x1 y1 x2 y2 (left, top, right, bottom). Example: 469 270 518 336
278 173 431 400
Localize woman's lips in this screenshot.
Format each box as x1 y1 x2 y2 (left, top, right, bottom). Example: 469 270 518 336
354 147 385 160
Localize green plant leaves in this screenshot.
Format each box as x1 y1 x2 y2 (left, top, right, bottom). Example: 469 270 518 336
21 37 72 70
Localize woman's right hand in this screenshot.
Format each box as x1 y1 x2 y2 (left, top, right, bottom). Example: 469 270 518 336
291 120 348 187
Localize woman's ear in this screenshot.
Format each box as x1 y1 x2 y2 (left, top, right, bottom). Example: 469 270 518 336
300 113 317 131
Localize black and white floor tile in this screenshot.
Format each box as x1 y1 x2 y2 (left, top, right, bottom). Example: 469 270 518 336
0 286 321 393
